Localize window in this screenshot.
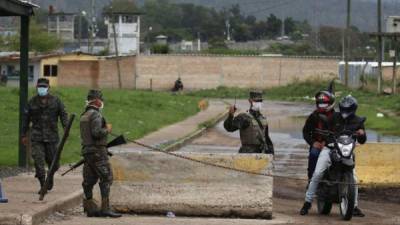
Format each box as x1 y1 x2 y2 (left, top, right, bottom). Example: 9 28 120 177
29 65 34 79
43 65 58 77
7 65 15 76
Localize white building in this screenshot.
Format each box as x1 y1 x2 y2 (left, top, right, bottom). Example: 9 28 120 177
48 12 76 41
105 12 142 55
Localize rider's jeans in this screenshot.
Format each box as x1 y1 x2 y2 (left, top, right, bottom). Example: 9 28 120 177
305 148 359 207
308 147 321 180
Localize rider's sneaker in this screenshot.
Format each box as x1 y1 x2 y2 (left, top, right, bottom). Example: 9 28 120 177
300 202 312 215
353 207 365 217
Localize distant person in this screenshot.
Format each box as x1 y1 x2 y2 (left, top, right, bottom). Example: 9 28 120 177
172 78 184 93
224 90 274 154
21 78 69 193
0 72 7 86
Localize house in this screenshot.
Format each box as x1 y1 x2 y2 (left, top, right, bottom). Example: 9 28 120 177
48 12 76 41
0 52 97 87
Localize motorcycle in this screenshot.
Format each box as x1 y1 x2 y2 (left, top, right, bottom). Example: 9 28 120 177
314 125 364 221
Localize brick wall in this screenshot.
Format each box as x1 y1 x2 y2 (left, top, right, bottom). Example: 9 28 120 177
136 55 339 90
58 56 136 89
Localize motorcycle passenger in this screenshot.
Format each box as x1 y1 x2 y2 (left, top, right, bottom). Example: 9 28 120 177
333 95 366 217
303 91 336 181
300 95 366 216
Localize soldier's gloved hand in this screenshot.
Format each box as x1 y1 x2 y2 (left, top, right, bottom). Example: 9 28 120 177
21 136 28 146
106 123 112 133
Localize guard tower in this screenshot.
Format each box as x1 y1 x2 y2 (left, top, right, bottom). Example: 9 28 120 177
105 12 142 55
48 8 75 41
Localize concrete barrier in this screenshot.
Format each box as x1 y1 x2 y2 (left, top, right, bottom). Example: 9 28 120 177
108 151 273 219
356 143 400 186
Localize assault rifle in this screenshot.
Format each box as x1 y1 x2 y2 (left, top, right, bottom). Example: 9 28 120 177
39 114 76 201
61 135 126 176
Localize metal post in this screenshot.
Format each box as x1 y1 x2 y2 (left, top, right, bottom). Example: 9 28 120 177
393 36 398 94
19 16 30 168
111 11 122 89
344 0 351 87
377 0 383 93
78 14 82 50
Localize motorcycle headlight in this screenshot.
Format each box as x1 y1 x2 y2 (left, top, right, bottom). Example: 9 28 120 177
338 143 354 157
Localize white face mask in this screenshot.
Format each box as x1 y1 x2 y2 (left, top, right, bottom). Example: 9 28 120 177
252 102 263 111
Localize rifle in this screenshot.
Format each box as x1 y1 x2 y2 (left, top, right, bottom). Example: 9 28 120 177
39 114 75 201
61 135 127 176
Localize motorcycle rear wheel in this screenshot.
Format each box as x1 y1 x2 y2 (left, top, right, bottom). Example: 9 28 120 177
339 172 355 221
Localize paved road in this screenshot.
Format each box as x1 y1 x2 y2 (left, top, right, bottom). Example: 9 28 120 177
41 100 400 225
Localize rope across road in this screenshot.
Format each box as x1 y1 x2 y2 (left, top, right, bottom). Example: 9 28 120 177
111 133 366 187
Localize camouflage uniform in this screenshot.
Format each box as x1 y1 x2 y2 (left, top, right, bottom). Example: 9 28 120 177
22 94 68 185
80 90 120 218
224 110 274 153
224 91 274 154
80 106 112 200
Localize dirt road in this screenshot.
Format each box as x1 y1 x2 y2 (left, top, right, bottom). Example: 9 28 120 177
41 100 400 225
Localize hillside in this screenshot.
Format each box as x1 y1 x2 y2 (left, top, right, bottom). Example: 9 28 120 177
30 0 400 32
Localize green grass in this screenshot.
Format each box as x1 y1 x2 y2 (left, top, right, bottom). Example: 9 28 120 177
0 87 201 166
187 80 400 136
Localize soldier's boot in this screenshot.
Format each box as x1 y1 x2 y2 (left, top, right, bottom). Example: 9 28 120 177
47 176 54 191
37 177 45 194
99 197 122 218
83 198 101 217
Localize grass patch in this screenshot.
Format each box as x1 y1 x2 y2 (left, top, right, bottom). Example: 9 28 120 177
0 87 201 166
187 80 400 136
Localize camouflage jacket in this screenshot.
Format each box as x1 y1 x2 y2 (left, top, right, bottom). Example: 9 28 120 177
224 110 274 153
80 107 108 155
22 94 68 142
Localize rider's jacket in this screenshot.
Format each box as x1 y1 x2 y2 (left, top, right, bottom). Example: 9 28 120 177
332 114 367 144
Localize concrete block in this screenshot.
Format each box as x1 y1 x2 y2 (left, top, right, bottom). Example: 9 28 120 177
109 152 273 219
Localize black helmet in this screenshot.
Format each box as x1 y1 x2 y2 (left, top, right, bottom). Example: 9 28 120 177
339 95 358 119
87 89 103 101
315 90 335 112
249 90 263 102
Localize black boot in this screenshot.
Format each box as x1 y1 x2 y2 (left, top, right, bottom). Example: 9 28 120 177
300 202 312 215
353 207 365 217
83 198 101 217
99 197 122 218
37 177 45 194
47 176 54 191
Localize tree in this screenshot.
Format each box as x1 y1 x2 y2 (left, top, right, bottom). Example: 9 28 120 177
284 17 296 35
266 14 282 38
5 20 62 53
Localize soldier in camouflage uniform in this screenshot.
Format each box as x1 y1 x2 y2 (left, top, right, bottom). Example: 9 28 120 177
224 90 274 154
80 90 121 218
21 78 68 192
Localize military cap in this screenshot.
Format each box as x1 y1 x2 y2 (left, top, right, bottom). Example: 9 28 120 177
249 90 263 101
87 89 103 101
37 78 50 87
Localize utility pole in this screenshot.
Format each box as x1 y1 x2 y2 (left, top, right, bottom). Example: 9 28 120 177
344 0 351 87
89 0 96 54
392 36 398 94
111 8 122 89
377 0 383 93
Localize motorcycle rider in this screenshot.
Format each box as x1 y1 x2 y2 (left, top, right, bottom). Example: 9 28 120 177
300 95 367 217
332 95 366 217
303 90 336 181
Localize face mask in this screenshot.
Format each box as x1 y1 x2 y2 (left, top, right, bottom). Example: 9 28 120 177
318 103 328 109
86 99 104 110
37 87 49 96
252 102 263 111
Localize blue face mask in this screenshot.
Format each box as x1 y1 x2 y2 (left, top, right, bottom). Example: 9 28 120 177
37 87 49 96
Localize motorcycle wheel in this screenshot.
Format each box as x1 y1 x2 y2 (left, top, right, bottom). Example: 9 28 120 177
317 199 332 215
339 172 355 221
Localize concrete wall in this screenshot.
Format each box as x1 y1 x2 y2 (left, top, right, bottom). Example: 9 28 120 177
57 56 136 89
136 55 339 90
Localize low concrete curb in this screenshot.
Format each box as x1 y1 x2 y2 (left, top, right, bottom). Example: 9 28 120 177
0 190 83 225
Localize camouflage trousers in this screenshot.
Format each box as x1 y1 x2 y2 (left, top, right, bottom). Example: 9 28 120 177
82 149 113 200
31 141 59 180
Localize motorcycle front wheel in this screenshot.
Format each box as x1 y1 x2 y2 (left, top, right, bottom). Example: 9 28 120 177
339 171 355 221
